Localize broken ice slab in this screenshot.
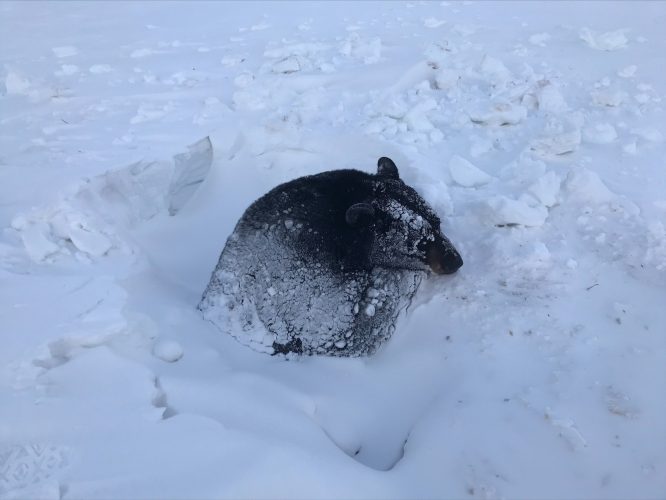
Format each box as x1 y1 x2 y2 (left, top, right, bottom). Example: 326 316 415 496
469 103 527 127
167 136 214 215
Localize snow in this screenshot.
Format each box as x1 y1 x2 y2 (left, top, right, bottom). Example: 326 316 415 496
1 1 666 498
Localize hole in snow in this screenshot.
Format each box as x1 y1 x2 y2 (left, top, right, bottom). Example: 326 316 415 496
316 419 411 471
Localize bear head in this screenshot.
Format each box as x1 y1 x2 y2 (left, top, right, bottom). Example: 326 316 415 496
345 157 463 275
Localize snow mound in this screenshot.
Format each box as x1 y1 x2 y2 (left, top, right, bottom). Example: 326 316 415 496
531 128 582 157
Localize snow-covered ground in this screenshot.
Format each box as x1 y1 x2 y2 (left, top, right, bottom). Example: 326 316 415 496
2 1 666 498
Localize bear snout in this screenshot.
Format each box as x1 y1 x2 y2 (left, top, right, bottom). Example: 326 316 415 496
425 240 463 275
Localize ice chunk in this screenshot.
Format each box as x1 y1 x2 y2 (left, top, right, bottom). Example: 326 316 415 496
193 97 232 125
533 241 551 261
130 48 154 58
424 17 446 28
103 160 172 221
470 103 527 126
404 99 438 132
531 129 581 157
631 127 663 143
56 64 79 76
130 102 173 124
233 72 255 88
16 221 60 261
221 55 245 67
263 42 329 60
250 22 270 31
579 28 628 51
618 65 637 78
5 70 31 95
583 123 617 144
65 216 112 257
479 56 512 85
339 33 381 64
52 46 78 58
623 141 637 154
528 171 561 207
529 33 551 46
487 196 548 227
452 24 476 37
449 155 493 187
434 68 460 90
167 137 214 215
550 415 588 451
470 137 493 157
565 169 615 204
89 64 112 74
537 83 568 113
271 56 301 74
591 89 627 107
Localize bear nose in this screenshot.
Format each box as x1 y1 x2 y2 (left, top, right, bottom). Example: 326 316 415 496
426 243 463 275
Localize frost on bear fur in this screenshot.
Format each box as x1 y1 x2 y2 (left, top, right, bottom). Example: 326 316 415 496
199 157 462 356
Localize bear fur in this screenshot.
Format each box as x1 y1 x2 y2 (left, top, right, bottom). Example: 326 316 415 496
199 157 462 356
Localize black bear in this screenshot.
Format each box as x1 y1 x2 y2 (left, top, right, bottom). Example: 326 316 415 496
199 157 462 356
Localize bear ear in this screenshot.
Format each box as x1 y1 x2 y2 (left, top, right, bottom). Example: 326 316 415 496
377 157 400 180
345 202 375 227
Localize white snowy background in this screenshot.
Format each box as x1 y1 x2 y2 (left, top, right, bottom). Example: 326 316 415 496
1 1 665 498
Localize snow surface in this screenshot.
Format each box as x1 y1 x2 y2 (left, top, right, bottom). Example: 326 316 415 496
1 1 666 498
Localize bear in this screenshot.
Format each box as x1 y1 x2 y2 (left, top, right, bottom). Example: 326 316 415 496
198 157 462 356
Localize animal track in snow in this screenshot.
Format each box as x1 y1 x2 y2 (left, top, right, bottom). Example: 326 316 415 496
0 443 69 498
